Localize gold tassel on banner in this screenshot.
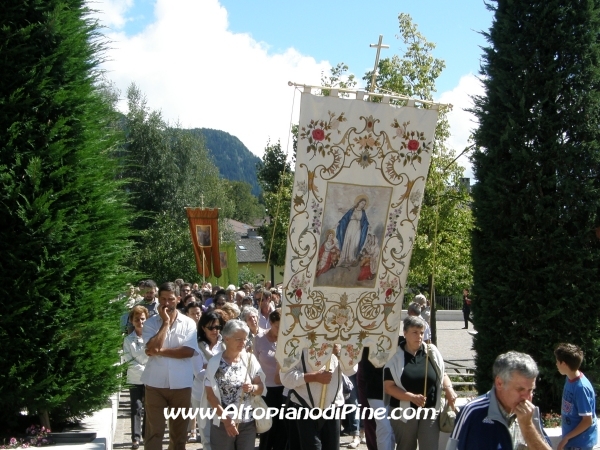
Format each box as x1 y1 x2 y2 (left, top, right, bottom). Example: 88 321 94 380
185 208 221 278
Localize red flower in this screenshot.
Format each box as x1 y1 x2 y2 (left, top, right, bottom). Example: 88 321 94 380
407 139 420 151
312 129 325 141
385 288 393 297
296 289 302 298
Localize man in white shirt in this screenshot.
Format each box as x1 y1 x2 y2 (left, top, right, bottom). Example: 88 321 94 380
280 349 345 450
142 282 200 450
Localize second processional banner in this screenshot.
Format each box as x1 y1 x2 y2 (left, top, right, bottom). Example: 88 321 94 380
276 91 440 372
186 207 221 279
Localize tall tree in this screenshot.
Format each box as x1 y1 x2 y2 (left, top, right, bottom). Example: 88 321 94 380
363 13 473 297
0 0 134 426
227 180 265 224
471 0 600 409
256 141 293 269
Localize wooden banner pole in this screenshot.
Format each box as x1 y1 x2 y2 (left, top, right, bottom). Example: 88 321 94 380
319 358 332 409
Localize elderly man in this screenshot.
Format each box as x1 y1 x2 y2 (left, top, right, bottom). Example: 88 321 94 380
446 351 551 450
142 282 199 450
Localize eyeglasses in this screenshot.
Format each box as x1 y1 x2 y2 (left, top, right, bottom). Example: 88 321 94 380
206 326 222 331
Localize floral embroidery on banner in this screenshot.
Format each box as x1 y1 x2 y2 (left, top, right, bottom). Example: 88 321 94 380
300 111 347 157
390 119 433 169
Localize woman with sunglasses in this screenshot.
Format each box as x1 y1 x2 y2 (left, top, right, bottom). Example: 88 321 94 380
191 311 225 449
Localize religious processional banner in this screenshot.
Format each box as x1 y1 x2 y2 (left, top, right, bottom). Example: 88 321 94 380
276 91 439 372
186 208 221 278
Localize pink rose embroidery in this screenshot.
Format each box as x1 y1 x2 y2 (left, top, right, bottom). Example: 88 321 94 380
312 129 325 141
407 139 420 151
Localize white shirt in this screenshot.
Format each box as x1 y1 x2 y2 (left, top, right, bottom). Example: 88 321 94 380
141 312 199 389
424 322 432 342
122 331 148 385
280 350 345 409
258 303 275 330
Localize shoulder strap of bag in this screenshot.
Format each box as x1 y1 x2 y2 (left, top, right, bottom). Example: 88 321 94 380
301 352 317 408
427 344 443 379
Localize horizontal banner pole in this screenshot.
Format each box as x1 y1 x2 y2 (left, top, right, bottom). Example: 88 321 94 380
287 81 452 110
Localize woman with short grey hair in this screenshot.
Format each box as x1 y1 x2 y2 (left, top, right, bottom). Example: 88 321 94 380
240 306 258 323
240 306 263 353
202 319 266 450
383 316 457 450
221 318 250 338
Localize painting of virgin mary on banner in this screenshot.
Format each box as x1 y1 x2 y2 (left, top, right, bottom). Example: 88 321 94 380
314 183 391 288
276 91 440 372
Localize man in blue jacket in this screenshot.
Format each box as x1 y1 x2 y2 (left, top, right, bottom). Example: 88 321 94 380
446 351 551 450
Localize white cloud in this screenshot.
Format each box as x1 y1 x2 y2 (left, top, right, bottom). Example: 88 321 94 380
437 73 484 180
95 0 330 158
91 0 134 30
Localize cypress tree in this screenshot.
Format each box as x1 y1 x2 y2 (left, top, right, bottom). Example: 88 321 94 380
0 1 134 426
472 0 600 409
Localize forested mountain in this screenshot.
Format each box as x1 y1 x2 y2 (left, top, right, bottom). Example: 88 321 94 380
190 128 261 196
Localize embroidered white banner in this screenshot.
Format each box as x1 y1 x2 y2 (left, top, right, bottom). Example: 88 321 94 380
276 92 439 372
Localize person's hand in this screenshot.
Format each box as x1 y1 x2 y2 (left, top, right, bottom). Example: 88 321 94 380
410 393 426 408
158 305 170 324
446 391 457 410
242 382 254 393
314 369 333 384
223 418 239 437
145 347 159 356
514 399 535 425
444 386 457 410
557 437 568 450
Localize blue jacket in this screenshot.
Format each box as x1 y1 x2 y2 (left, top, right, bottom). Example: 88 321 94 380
446 388 550 450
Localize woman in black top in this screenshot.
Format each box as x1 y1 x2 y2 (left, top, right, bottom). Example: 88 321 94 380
383 316 457 450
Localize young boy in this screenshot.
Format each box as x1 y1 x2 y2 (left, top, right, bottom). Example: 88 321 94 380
554 343 598 450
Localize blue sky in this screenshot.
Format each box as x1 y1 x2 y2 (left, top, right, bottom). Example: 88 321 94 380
94 0 494 178
217 0 493 93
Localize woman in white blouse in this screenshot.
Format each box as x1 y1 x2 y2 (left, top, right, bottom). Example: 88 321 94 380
122 305 149 450
203 320 265 450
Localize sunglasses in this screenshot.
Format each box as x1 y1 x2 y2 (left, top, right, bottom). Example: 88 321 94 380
205 326 222 331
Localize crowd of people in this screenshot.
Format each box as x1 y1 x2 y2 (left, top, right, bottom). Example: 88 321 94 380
120 281 597 450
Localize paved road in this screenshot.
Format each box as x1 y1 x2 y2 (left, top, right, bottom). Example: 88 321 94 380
435 320 476 364
113 321 475 449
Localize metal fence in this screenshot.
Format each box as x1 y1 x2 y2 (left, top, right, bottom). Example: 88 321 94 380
402 295 462 310
435 296 462 310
